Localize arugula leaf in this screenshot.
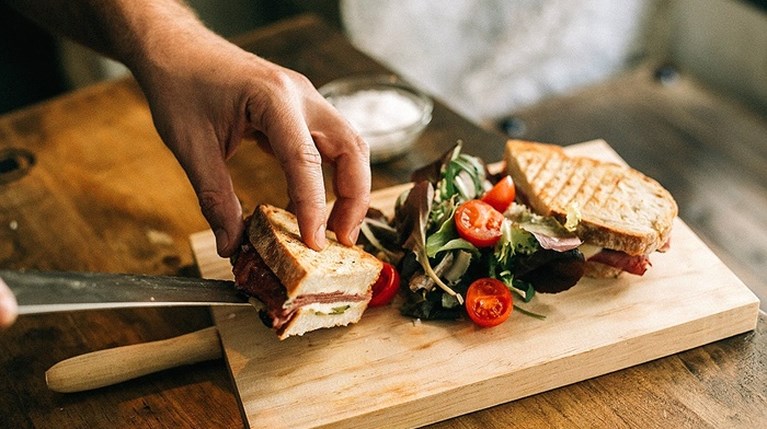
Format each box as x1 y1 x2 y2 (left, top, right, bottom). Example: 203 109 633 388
513 304 547 320
512 279 537 302
397 181 463 303
424 202 480 258
429 238 479 257
425 207 458 257
450 155 486 198
400 289 463 320
437 152 486 203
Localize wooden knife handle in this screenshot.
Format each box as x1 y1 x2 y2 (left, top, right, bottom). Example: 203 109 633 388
46 326 222 393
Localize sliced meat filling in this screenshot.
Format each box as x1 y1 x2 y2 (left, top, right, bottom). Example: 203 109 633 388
231 243 368 331
587 249 651 275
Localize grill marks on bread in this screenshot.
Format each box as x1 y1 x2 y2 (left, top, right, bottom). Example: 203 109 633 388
505 140 678 256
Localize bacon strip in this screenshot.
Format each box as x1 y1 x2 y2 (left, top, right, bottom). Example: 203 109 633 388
231 244 368 331
588 249 651 276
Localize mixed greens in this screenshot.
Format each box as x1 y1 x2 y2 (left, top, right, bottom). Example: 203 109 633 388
359 142 586 321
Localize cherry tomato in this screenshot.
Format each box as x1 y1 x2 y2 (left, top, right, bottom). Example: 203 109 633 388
465 278 513 327
454 200 504 247
482 175 516 213
369 263 400 307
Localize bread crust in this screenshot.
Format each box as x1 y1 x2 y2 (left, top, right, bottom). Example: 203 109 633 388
276 301 369 340
248 204 383 300
504 140 678 256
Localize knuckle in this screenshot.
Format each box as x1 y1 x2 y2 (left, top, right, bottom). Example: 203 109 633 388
197 190 226 218
351 134 371 161
282 139 323 167
296 192 326 208
262 67 309 95
289 188 326 214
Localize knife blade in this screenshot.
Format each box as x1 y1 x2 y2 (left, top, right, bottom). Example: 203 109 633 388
0 269 251 314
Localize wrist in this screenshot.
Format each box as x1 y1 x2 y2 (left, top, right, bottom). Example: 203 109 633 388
119 2 224 84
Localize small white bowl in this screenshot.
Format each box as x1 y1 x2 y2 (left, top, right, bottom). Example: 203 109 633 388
319 75 433 163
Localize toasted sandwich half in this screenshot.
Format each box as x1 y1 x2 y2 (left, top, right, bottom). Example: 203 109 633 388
504 140 678 277
232 204 383 339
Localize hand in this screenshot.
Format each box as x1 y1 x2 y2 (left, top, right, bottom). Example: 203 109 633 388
132 32 371 257
5 0 371 257
0 276 18 329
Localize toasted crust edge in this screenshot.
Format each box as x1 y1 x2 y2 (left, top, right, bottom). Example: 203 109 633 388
504 139 678 256
247 204 383 300
276 301 369 340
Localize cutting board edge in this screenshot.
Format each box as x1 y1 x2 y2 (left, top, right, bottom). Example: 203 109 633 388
209 306 254 429
250 298 760 429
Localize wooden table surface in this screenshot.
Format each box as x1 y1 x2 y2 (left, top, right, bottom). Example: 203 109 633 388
0 14 764 429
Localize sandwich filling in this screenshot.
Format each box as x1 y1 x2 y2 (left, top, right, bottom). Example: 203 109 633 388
586 248 651 275
516 187 667 277
583 236 670 276
232 242 370 335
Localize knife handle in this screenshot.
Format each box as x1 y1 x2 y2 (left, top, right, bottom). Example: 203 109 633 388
45 326 222 393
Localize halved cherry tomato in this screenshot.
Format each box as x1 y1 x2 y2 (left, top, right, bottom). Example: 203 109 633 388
454 200 504 248
369 262 401 307
465 278 513 327
481 175 516 213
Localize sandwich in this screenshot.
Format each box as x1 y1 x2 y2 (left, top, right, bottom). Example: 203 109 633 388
231 204 383 339
504 139 678 278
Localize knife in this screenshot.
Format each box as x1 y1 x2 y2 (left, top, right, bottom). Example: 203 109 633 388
0 269 252 314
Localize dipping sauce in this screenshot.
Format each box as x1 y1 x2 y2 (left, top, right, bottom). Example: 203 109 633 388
331 89 423 135
320 75 432 163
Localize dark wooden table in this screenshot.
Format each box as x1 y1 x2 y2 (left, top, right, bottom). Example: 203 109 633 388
1 15 765 429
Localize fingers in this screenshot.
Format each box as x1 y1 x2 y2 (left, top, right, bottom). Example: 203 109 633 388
150 55 370 252
178 142 244 258
0 276 18 330
249 71 373 250
308 93 371 246
254 104 328 251
313 130 371 246
198 183 244 258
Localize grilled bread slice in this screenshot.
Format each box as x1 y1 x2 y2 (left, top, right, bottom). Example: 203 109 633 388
504 140 677 275
246 204 383 339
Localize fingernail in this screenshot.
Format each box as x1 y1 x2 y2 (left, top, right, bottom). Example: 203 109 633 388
314 224 327 250
347 225 361 245
214 228 229 255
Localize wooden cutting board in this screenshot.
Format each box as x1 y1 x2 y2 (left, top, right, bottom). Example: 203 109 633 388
190 140 760 429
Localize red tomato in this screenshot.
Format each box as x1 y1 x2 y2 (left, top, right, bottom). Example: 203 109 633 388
369 263 400 307
465 278 513 327
454 200 504 247
482 175 516 213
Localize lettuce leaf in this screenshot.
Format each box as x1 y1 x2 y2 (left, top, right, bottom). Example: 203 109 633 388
396 181 462 303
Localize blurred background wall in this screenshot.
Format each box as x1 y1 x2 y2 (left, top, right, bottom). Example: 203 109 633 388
341 0 766 123
1 0 764 123
341 0 668 123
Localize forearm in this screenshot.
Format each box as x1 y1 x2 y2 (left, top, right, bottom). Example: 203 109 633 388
4 0 214 77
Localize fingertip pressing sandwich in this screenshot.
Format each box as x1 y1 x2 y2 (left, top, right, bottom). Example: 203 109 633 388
504 140 678 278
232 204 383 340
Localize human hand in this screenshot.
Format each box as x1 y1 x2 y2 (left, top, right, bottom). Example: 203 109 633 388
6 0 370 257
131 33 371 257
0 276 18 329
